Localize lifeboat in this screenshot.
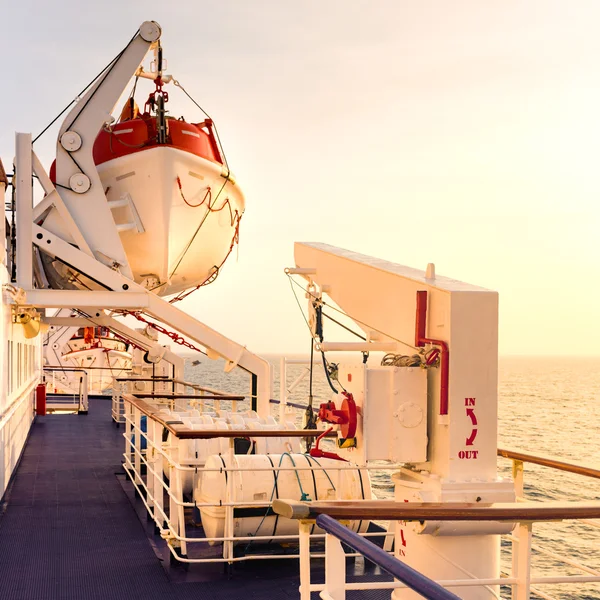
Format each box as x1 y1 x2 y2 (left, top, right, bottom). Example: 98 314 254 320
57 327 132 393
43 74 245 299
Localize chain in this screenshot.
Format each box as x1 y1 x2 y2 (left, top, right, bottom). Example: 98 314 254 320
110 330 147 352
127 312 203 353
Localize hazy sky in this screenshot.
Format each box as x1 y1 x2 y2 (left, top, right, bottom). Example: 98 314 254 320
2 1 600 355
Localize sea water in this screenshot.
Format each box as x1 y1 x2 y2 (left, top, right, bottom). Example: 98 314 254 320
183 355 600 599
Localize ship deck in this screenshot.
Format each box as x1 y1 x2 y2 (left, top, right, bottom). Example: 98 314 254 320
0 399 391 599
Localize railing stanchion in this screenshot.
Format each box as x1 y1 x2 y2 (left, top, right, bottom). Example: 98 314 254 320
299 520 312 600
224 437 235 563
168 435 183 557
514 522 533 600
146 414 155 515
125 400 132 467
324 531 347 600
513 459 525 499
173 447 187 557
512 458 525 600
133 406 142 489
153 418 164 528
279 357 286 424
81 371 88 412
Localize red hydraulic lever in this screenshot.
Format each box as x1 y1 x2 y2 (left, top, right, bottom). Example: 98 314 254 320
415 290 449 416
309 428 348 462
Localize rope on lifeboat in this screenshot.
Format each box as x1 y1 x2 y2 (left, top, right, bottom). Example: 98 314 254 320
175 179 212 208
164 79 242 296
167 176 242 302
172 79 230 174
174 176 239 225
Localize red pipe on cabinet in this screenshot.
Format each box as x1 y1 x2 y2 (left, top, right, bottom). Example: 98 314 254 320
415 290 449 416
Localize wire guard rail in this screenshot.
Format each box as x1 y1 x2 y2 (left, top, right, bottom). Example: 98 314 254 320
497 447 600 599
112 377 246 425
273 499 600 600
43 367 88 413
315 513 460 600
120 393 391 567
119 387 600 599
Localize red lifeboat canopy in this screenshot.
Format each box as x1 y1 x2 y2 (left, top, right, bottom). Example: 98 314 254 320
49 115 223 183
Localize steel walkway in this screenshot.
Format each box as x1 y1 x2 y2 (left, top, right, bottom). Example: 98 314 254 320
0 399 389 599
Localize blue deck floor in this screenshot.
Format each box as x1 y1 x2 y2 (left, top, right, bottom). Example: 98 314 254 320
0 399 391 599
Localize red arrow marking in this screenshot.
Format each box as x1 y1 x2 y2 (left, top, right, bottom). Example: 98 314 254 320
400 530 407 547
466 428 478 446
466 408 477 426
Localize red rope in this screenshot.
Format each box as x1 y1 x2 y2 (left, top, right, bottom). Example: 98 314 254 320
176 176 212 208
176 175 239 226
169 212 242 303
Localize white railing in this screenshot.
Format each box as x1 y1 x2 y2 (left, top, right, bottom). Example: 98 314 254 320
498 449 600 600
121 393 397 565
43 367 88 413
286 456 600 600
0 372 39 499
280 501 600 600
112 377 238 425
278 356 318 422
118 385 600 599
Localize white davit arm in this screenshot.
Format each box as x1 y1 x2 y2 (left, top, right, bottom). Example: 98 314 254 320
53 21 162 278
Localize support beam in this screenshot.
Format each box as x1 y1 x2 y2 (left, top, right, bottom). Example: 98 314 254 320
15 133 33 289
32 224 131 290
145 294 272 416
43 310 183 377
93 313 183 375
24 290 150 309
29 202 270 412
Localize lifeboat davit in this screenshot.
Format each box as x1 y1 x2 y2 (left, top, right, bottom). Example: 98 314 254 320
45 85 244 298
49 327 132 393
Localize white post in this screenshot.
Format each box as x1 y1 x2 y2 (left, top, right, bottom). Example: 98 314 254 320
279 357 286 424
514 522 533 600
133 407 142 488
153 418 164 527
172 448 187 557
81 371 88 412
299 520 312 600
513 459 525 499
15 133 33 290
224 438 235 562
146 415 155 514
511 459 525 600
324 532 347 600
119 382 126 423
169 435 182 557
78 374 83 412
125 400 133 468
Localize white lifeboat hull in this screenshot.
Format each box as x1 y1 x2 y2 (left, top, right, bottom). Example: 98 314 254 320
98 146 244 296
